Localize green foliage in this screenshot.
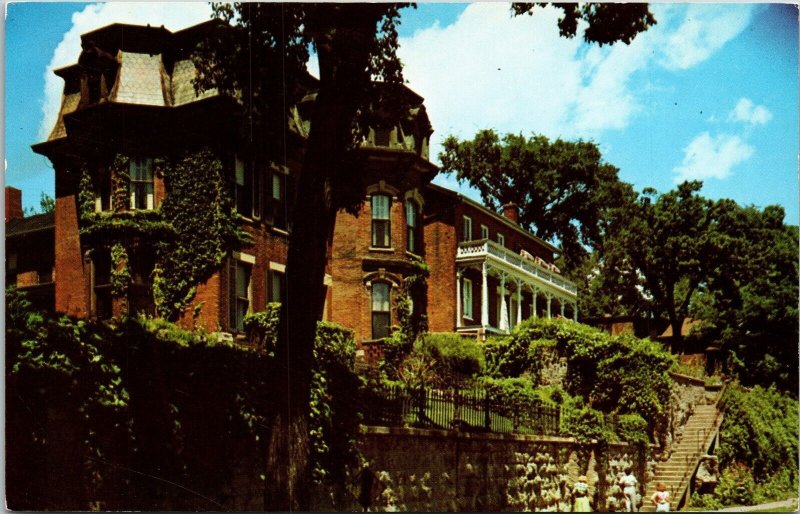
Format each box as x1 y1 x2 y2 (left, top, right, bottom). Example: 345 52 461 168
110 243 131 297
615 413 649 445
416 332 485 387
717 385 799 483
309 322 363 493
491 318 674 438
439 130 630 268
394 257 430 346
6 295 363 510
154 149 251 319
243 303 281 355
511 4 656 46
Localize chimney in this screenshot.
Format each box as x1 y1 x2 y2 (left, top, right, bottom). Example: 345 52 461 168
5 187 23 222
502 202 519 224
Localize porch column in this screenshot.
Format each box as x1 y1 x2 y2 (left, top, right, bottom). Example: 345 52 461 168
546 293 553 319
516 280 523 326
481 261 489 327
531 288 538 318
456 269 462 329
560 301 565 318
573 303 578 322
499 274 509 332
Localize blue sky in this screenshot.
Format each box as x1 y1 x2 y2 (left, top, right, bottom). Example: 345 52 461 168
5 3 799 224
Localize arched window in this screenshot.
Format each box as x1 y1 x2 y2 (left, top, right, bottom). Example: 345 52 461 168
371 194 391 248
371 282 391 339
405 199 420 253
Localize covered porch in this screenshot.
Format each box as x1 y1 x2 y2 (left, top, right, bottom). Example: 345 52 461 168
454 239 578 336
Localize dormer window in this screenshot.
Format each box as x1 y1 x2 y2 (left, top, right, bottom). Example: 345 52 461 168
371 194 391 248
129 158 154 210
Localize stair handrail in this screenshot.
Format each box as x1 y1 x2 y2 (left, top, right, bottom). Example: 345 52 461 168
672 384 727 510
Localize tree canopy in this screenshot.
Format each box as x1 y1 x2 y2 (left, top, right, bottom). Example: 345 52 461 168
439 130 633 268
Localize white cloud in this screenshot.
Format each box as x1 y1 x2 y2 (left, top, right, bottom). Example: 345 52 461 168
673 132 754 183
397 3 756 165
659 4 754 70
39 2 213 141
729 97 773 125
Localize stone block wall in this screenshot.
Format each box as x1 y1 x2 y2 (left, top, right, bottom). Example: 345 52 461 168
359 426 654 512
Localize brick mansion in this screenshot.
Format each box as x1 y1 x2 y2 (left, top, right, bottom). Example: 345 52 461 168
14 20 578 351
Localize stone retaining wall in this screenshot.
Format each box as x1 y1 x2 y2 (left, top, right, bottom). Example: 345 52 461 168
358 426 655 512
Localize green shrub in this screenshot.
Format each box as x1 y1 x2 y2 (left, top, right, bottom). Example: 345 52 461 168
242 303 280 355
417 332 485 386
714 462 757 506
718 385 799 482
615 413 649 445
490 318 674 436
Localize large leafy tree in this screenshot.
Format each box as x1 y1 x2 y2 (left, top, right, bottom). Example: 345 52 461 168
194 3 656 509
691 202 798 390
439 130 633 269
598 181 716 343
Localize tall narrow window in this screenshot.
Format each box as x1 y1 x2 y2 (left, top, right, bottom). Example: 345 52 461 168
229 259 251 332
92 249 112 319
462 216 472 242
480 224 489 240
497 233 505 247
235 157 252 217
371 282 391 339
267 171 288 230
96 169 111 212
129 158 154 210
406 200 419 253
463 278 473 320
268 269 286 305
371 194 391 248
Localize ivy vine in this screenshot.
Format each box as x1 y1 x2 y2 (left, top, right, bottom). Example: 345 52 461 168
110 243 131 298
77 149 249 321
153 148 251 320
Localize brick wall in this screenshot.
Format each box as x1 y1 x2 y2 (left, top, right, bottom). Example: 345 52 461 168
6 186 23 221
54 192 90 317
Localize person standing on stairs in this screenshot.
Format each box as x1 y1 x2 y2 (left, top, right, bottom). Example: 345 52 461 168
620 467 639 512
572 475 592 512
651 482 671 512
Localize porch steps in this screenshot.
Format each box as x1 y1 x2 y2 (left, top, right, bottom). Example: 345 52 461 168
641 404 723 512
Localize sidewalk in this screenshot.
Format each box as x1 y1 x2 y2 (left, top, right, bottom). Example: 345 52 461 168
716 498 799 512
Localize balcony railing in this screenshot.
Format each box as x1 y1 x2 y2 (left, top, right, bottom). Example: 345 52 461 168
457 239 578 296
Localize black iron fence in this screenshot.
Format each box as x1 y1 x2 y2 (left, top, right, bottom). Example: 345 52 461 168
361 385 561 436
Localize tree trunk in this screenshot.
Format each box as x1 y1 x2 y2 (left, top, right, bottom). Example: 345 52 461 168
263 9 381 509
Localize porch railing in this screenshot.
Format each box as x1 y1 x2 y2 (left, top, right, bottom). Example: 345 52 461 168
456 239 578 295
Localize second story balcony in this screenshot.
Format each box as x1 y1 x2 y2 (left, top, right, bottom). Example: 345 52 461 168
457 239 577 297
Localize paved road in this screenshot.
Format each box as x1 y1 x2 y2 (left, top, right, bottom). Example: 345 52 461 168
716 498 798 512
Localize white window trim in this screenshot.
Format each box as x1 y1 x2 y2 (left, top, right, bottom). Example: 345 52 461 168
463 216 472 242
129 158 154 211
480 224 489 240
463 278 473 320
234 251 256 265
497 233 505 247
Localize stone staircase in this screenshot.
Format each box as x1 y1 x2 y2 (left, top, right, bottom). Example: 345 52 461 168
641 404 723 512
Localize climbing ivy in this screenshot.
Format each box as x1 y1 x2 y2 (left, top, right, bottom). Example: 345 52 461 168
76 149 249 321
110 243 131 298
154 149 251 319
